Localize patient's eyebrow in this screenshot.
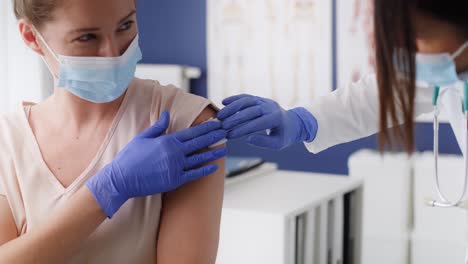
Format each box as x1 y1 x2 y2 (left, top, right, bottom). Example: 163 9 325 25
68 27 99 35
68 10 136 35
118 10 137 24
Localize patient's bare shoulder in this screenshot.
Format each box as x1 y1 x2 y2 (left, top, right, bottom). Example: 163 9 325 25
146 79 213 133
192 105 218 126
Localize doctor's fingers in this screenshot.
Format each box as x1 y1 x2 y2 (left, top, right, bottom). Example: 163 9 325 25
247 134 283 150
227 114 279 139
182 129 227 155
222 105 265 130
217 96 261 120
221 94 252 105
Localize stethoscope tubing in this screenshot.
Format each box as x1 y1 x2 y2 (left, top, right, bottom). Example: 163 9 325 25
429 82 468 208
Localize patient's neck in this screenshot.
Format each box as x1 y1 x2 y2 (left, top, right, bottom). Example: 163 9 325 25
47 86 126 126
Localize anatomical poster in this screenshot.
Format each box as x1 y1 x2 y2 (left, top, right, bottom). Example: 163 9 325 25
208 0 333 109
336 0 375 89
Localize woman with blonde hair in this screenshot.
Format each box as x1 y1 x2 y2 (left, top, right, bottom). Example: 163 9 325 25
0 0 227 263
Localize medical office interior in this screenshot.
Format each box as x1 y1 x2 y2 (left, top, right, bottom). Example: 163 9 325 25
0 0 466 263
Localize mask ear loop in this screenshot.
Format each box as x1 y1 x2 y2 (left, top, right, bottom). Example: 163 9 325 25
33 28 60 80
451 41 468 60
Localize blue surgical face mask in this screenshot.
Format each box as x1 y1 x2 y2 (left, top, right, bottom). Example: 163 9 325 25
415 41 468 87
37 32 142 103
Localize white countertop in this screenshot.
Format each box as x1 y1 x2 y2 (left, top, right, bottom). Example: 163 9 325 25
223 170 363 217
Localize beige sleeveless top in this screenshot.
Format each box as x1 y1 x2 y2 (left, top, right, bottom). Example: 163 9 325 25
0 78 211 263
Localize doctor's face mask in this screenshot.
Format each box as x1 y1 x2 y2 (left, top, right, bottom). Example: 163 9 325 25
415 41 468 87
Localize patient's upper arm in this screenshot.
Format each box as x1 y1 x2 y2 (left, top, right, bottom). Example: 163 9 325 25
0 196 18 245
156 106 225 264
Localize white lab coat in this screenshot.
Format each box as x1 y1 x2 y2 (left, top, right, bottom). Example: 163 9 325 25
304 73 468 263
304 74 436 153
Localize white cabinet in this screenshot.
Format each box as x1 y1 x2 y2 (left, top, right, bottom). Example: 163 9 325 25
217 169 363 264
349 150 413 264
411 153 467 264
349 150 468 264
135 64 201 93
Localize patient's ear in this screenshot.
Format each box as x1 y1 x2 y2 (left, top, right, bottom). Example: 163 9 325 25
18 19 45 56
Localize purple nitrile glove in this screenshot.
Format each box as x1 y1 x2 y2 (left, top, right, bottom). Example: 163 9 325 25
218 94 317 150
86 111 227 218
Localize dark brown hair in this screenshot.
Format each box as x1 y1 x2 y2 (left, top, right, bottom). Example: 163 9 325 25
374 0 468 153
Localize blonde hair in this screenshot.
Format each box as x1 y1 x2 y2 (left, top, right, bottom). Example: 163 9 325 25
12 0 60 27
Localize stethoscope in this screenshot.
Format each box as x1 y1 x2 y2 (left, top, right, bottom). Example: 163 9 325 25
426 82 468 208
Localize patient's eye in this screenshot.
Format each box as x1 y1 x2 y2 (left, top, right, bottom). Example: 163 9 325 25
75 34 97 43
118 21 134 32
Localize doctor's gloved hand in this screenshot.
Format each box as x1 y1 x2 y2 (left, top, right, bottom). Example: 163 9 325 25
217 94 318 150
86 111 227 218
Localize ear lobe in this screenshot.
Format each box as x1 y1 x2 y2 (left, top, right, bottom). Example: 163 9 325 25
18 20 45 56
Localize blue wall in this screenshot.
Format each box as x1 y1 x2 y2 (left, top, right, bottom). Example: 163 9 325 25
137 0 462 175
137 0 208 97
